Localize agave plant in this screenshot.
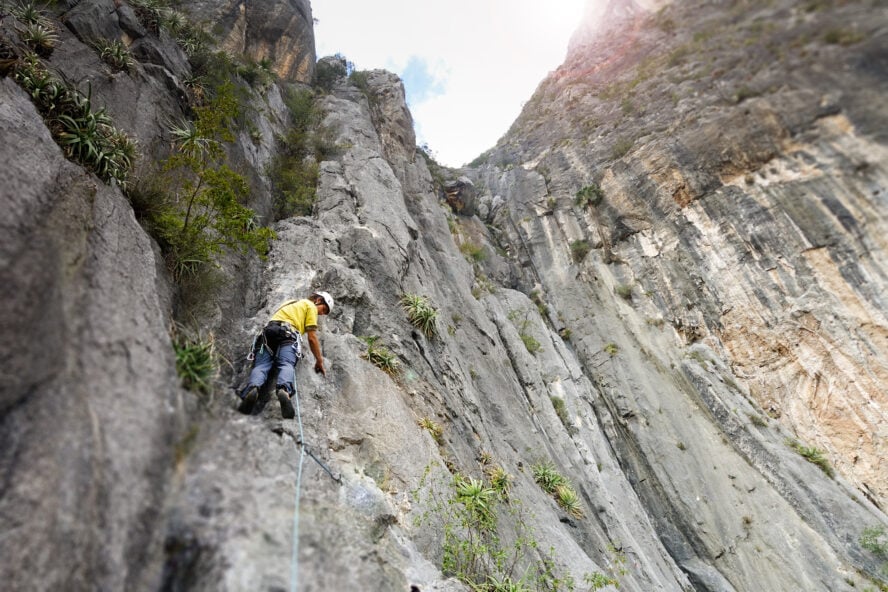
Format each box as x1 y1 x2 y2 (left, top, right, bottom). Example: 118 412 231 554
13 53 52 98
57 111 105 166
454 475 497 528
94 38 135 72
11 1 47 25
19 21 58 57
400 293 439 337
554 483 584 519
360 336 401 376
531 461 566 494
486 465 512 498
169 119 214 158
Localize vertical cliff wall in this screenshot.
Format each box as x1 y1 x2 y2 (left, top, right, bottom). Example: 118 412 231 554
1 0 887 591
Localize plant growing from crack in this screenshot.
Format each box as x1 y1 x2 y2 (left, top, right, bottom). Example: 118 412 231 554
508 309 542 355
359 335 400 376
148 82 274 280
414 462 605 591
401 293 439 338
786 438 834 478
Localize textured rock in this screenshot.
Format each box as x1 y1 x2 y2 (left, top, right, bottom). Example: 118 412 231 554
0 78 182 591
3 1 888 591
184 0 316 82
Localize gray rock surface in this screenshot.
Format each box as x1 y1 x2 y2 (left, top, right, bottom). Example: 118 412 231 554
0 78 183 591
2 1 887 591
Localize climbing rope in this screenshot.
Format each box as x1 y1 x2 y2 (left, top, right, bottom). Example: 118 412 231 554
289 390 307 592
284 390 341 592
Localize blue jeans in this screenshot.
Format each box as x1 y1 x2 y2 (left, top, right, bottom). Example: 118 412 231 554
244 341 299 397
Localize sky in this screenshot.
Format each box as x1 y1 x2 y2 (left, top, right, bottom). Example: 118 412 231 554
312 1 588 167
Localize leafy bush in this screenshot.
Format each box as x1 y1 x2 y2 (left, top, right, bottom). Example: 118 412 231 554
611 136 634 159
267 88 336 219
586 572 619 590
415 463 609 592
360 335 400 376
615 283 633 300
823 28 864 46
575 183 604 208
508 309 542 355
604 343 619 356
460 241 486 263
143 83 274 279
401 293 439 338
570 239 591 263
550 396 577 435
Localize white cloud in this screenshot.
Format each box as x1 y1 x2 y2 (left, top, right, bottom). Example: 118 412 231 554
313 0 586 167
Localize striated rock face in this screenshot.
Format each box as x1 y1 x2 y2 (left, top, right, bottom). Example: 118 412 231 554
488 0 888 510
2 0 888 591
185 0 316 82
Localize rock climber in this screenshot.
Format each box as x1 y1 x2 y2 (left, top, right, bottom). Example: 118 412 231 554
238 291 333 418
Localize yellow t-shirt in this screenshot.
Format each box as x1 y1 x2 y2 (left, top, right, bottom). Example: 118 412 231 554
270 299 318 334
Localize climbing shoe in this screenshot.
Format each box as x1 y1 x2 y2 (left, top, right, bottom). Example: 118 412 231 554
277 388 295 419
238 386 259 415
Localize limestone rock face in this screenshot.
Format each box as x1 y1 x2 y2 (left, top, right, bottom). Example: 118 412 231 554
186 0 316 83
444 176 477 216
3 0 888 591
0 78 182 591
493 0 888 512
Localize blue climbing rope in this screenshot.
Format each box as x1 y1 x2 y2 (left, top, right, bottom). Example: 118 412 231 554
290 391 306 592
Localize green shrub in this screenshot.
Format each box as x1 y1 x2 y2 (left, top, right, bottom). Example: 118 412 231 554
570 239 591 262
401 293 439 337
508 309 542 354
604 343 619 356
414 463 606 592
586 572 619 590
460 241 486 263
148 83 274 279
532 462 565 494
823 28 864 46
94 38 135 72
611 136 634 159
171 325 217 393
268 88 336 219
550 396 577 435
615 283 633 300
520 332 542 354
12 55 136 186
360 335 400 376
575 183 604 208
787 439 835 478
418 417 444 445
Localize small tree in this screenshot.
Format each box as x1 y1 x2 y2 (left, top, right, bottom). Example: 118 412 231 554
156 82 274 278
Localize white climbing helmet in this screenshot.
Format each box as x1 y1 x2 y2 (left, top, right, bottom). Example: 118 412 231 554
314 291 334 314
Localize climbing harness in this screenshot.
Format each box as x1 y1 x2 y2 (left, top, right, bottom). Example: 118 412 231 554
247 322 303 362
273 395 340 592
